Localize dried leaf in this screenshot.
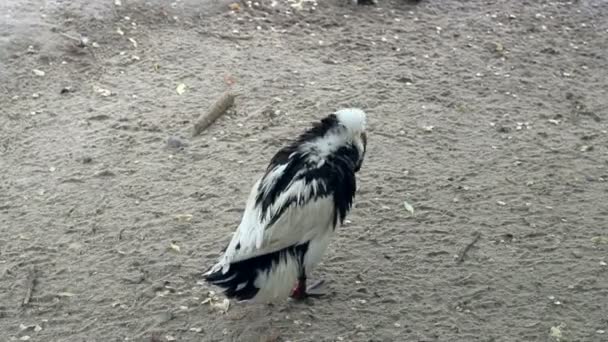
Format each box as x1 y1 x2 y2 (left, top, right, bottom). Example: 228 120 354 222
403 200 415 216
169 242 181 252
174 214 193 222
591 236 608 245
129 38 138 48
550 324 564 339
228 3 241 11
94 86 112 97
211 298 230 312
176 83 187 95
116 28 124 36
32 69 45 77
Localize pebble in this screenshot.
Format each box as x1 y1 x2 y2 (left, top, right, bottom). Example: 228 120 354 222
167 136 186 149
95 170 116 177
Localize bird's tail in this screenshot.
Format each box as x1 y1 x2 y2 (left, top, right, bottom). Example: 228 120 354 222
204 243 308 302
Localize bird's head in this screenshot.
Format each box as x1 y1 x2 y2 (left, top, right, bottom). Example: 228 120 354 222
333 108 367 172
276 108 368 174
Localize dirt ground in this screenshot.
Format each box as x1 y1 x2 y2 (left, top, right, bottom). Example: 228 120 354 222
1 0 608 341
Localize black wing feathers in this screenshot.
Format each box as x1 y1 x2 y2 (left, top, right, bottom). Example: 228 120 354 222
255 113 360 229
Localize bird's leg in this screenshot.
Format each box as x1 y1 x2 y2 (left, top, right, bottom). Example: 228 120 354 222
290 276 307 300
290 276 326 300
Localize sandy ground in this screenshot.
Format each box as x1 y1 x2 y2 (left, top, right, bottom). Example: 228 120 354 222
1 0 608 341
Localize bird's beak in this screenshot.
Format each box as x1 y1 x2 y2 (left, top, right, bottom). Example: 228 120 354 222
355 132 367 173
361 132 367 152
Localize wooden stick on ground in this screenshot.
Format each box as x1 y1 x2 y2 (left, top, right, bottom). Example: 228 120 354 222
456 232 481 263
22 268 37 306
192 92 236 137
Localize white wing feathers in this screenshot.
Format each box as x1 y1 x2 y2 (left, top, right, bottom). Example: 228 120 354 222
214 169 334 274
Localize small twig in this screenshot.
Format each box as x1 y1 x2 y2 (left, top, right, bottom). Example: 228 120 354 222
192 92 237 137
22 268 37 306
216 33 253 41
456 232 481 263
198 29 253 41
58 32 81 42
117 227 126 241
74 318 99 333
58 32 89 48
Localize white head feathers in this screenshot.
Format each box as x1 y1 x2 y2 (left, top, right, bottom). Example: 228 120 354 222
335 108 367 134
296 108 367 160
